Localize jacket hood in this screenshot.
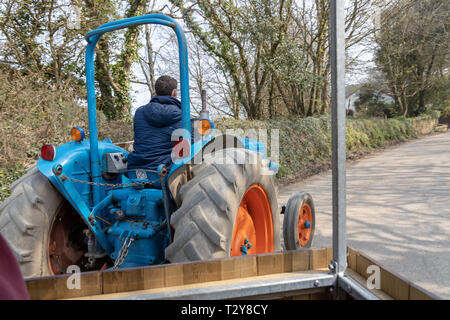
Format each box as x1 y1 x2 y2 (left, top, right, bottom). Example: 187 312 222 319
150 95 181 108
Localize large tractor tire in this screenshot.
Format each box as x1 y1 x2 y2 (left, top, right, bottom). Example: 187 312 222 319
165 148 281 262
0 166 90 278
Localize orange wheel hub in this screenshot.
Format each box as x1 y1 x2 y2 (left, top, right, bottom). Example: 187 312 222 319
231 185 274 256
298 203 312 247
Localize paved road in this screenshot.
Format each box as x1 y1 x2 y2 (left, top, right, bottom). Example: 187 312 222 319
277 132 450 299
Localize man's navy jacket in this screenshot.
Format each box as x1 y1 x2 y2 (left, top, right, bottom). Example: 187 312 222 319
127 95 182 171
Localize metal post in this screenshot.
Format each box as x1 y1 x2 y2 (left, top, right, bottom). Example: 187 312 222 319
329 2 380 300
330 0 347 275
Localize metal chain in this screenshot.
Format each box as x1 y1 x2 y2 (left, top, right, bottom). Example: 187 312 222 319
112 235 135 271
61 174 158 189
61 173 164 270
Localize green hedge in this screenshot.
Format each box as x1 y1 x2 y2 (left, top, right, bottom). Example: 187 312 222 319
215 114 439 181
0 113 438 202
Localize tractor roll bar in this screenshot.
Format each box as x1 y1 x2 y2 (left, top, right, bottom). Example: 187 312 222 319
84 14 191 205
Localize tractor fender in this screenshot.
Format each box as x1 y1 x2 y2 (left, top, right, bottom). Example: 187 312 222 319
167 134 270 207
169 134 266 175
36 139 128 223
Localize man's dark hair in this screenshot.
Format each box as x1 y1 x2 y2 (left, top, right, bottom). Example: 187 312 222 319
155 75 177 96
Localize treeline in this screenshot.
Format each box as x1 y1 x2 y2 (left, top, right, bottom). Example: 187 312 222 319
0 0 448 121
374 0 449 117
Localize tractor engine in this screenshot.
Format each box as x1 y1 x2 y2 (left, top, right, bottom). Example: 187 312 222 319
100 153 170 268
105 187 168 268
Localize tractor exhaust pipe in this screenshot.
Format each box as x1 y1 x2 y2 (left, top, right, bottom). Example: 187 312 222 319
200 89 209 120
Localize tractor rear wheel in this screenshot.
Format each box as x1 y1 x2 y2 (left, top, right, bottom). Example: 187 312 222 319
165 149 281 262
0 166 94 278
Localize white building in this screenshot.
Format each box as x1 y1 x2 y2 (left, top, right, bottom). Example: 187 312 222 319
345 85 394 115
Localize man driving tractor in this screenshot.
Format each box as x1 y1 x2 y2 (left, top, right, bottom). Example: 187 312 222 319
127 75 182 172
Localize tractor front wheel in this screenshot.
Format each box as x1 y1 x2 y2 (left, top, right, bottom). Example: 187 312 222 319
283 192 315 250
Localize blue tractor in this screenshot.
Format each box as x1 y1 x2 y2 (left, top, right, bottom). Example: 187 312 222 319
0 14 314 277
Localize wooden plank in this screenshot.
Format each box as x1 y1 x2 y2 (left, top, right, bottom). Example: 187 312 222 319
380 268 410 300
353 250 409 299
142 266 165 289
291 250 310 271
237 255 258 278
257 252 286 276
310 248 328 269
182 259 222 285
348 248 438 300
355 253 373 278
26 272 101 300
409 283 435 300
164 264 184 287
345 268 393 300
347 247 357 270
101 265 165 294
219 258 242 281
102 268 145 294
326 248 333 265
220 256 257 280
282 251 293 273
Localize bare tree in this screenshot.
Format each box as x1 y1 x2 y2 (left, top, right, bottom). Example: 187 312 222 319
170 0 294 120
